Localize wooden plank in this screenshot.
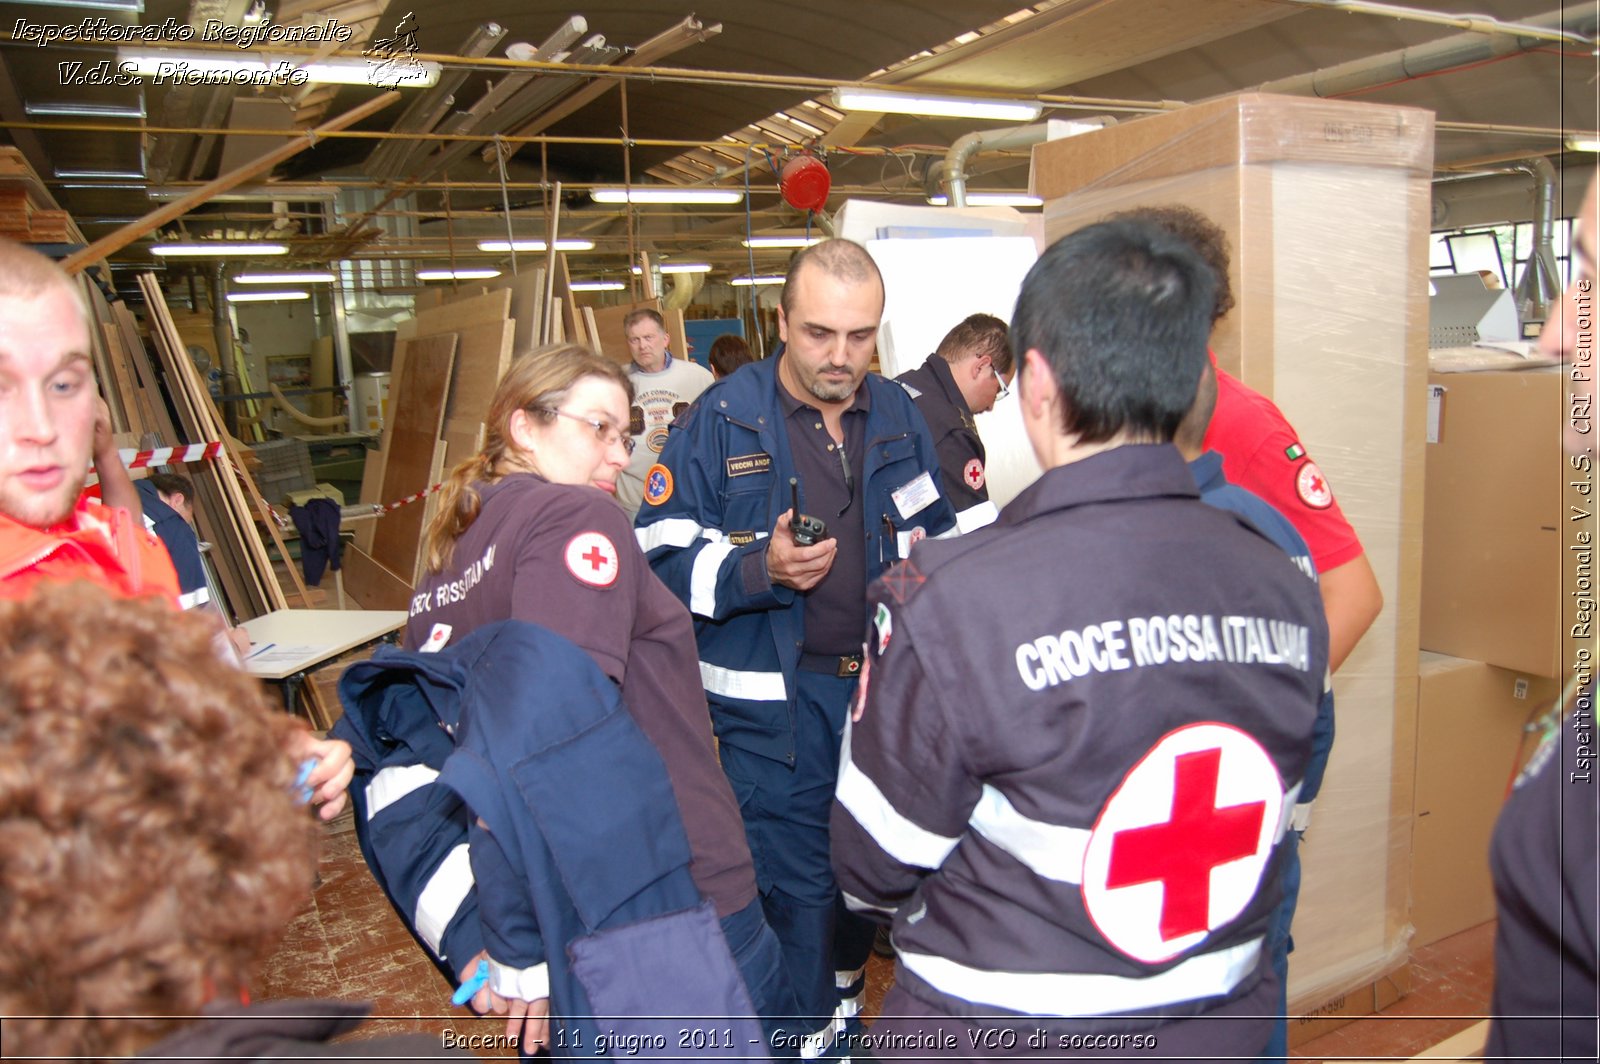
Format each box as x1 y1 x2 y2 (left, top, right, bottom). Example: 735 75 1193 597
582 307 600 355
442 319 514 426
410 288 512 340
490 267 544 356
111 302 178 444
353 444 384 555
441 417 484 478
369 335 455 584
340 544 413 612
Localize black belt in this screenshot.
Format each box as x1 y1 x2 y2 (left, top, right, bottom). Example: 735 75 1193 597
798 652 863 678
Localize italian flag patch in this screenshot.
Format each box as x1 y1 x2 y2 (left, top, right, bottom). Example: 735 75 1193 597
1284 443 1306 461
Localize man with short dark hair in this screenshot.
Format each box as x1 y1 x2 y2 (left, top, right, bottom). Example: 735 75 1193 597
616 307 712 517
637 238 955 1058
896 313 1014 532
833 218 1326 1059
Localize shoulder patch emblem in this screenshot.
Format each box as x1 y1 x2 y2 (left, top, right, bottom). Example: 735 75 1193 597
420 623 453 653
563 531 620 588
1295 461 1333 509
873 601 893 656
644 464 674 506
1081 722 1283 964
963 457 985 491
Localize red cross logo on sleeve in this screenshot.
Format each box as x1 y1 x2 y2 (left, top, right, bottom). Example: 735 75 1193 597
1081 723 1284 963
963 458 985 491
1295 461 1333 509
563 531 620 588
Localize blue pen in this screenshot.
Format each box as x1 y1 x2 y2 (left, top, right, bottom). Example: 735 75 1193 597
294 757 318 804
452 958 490 1006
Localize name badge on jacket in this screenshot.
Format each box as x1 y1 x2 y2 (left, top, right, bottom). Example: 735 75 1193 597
891 471 938 521
726 452 772 478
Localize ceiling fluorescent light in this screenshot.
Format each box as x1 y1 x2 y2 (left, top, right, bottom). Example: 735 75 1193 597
632 262 711 275
1566 137 1600 152
233 271 336 284
150 243 289 257
831 87 1041 123
569 281 626 292
416 268 502 281
226 290 309 303
476 239 595 252
55 168 145 180
741 235 821 249
57 182 147 189
117 48 440 88
26 101 146 119
730 275 786 287
591 187 744 205
926 193 1043 207
11 0 142 10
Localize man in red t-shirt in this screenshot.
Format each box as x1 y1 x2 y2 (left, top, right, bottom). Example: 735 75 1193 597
1125 207 1383 671
0 238 352 817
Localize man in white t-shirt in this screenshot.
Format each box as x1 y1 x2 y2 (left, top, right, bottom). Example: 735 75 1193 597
616 308 712 518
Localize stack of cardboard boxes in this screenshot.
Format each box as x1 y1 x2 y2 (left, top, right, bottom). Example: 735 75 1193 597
1415 354 1568 945
1029 92 1436 1044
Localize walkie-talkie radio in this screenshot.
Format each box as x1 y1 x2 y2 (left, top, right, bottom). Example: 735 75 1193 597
789 477 828 546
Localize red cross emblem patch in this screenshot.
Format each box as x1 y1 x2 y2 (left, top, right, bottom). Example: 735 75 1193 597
563 531 620 589
1295 461 1333 510
1080 723 1282 963
963 458 985 491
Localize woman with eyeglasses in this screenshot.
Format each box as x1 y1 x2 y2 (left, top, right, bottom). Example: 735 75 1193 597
401 344 798 1053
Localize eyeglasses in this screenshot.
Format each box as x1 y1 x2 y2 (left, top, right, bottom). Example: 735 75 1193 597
537 407 636 454
991 363 1011 400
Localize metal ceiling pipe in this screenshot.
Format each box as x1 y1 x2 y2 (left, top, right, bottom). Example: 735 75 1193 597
1253 7 1597 99
364 21 511 180
1512 155 1563 323
943 124 1050 208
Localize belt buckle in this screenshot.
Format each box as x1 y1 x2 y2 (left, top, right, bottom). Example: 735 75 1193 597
837 655 862 678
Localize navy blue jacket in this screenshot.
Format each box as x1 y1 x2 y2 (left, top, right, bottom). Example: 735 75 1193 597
634 355 956 764
337 622 764 1061
135 479 208 607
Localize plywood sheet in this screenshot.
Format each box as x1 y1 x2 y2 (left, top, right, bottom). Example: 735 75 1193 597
443 319 514 426
369 335 456 582
341 544 413 612
491 267 544 356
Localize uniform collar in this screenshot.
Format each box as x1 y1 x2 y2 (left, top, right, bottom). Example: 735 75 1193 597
1187 450 1227 494
922 354 975 420
1001 444 1199 526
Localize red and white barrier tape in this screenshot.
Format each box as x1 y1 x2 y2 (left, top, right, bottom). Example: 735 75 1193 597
116 441 224 468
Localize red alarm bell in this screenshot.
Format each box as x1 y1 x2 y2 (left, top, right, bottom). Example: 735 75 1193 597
779 152 831 213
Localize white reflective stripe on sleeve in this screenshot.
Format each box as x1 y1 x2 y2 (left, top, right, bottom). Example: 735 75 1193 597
1274 781 1304 840
365 763 442 820
798 1024 835 1060
898 937 1263 1018
689 541 739 618
835 758 961 870
488 957 550 1002
699 660 786 703
414 843 474 957
841 890 896 916
967 784 1091 884
635 516 705 554
954 500 999 534
932 524 960 540
177 586 210 610
1290 802 1314 832
896 530 917 556
836 965 865 990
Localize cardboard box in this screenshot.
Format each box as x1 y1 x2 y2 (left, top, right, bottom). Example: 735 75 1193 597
1029 90 1432 1017
1288 962 1412 1049
1410 652 1561 947
1421 362 1567 676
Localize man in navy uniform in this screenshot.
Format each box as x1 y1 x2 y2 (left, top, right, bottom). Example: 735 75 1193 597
895 313 1014 532
832 217 1327 1059
636 238 955 1057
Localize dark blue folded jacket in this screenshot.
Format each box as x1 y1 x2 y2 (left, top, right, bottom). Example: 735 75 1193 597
336 621 766 1062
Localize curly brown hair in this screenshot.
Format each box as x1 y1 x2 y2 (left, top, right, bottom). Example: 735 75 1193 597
0 584 319 1060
